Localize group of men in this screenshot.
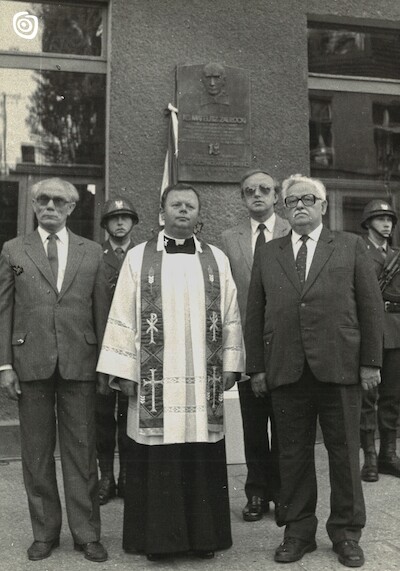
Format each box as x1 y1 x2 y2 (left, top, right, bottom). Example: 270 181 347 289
0 171 399 567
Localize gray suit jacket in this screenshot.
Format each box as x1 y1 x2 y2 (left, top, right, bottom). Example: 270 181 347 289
221 215 290 325
0 229 110 381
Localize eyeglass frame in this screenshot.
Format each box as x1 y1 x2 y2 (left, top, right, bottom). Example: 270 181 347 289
284 194 323 209
242 184 275 197
34 194 74 209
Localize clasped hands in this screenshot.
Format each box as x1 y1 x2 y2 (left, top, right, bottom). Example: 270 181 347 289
99 372 240 396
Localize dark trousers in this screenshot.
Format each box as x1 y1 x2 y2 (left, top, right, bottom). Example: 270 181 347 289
96 391 128 475
238 380 280 502
18 373 100 543
360 348 400 433
271 363 365 544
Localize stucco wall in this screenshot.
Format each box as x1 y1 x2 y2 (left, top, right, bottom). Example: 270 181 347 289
108 0 400 246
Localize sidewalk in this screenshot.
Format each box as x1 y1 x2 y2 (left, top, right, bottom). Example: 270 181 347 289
0 443 399 571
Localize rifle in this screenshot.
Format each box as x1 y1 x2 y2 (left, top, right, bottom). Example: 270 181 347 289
378 249 400 292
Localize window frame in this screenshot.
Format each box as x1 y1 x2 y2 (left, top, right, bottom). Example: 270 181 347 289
0 0 109 241
307 17 400 243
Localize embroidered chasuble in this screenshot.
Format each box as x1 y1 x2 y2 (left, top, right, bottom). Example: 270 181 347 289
97 231 244 446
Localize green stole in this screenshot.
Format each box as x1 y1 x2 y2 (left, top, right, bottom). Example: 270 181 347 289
139 236 223 436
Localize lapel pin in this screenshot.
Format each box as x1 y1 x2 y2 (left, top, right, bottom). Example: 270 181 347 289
11 265 24 275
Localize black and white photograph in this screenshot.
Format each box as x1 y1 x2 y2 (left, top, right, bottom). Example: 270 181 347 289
0 1 399 570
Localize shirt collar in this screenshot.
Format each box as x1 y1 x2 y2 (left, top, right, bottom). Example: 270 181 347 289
157 230 203 253
250 212 276 235
368 236 387 251
109 238 129 252
38 225 68 244
291 223 323 245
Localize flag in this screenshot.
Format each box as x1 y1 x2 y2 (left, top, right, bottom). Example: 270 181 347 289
159 103 178 226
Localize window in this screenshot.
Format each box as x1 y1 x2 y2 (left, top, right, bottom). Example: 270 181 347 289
309 96 333 169
308 20 400 243
308 22 400 80
0 1 107 248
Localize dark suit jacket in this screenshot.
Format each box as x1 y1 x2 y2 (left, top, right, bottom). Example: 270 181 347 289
365 237 400 349
0 229 110 382
245 227 383 389
221 215 290 325
102 238 135 294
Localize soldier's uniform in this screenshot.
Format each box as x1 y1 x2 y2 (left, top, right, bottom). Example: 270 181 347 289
360 200 400 481
96 199 139 503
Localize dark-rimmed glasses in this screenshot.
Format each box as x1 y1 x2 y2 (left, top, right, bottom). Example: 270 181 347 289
35 194 72 208
284 194 322 208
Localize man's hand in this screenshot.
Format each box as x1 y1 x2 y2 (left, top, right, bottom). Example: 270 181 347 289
360 366 381 391
96 372 112 395
250 372 268 397
223 372 238 391
0 369 21 401
119 379 137 396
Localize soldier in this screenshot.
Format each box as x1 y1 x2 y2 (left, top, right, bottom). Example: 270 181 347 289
360 200 400 481
96 198 139 504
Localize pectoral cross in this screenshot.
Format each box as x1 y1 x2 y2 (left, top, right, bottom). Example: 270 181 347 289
208 366 221 409
146 312 158 344
142 368 163 413
209 311 219 342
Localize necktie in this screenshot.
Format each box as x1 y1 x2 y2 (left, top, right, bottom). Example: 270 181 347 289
378 246 387 259
164 236 196 254
47 234 58 283
114 247 125 261
254 223 266 253
296 235 309 286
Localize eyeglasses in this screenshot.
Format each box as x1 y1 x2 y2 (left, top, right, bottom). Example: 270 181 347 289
35 194 71 208
284 194 322 208
243 185 273 197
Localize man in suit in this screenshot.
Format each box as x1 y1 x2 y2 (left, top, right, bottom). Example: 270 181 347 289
245 174 383 568
96 197 138 504
221 169 290 522
359 200 400 481
0 178 109 562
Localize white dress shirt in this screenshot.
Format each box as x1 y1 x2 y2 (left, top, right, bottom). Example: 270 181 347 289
38 225 69 291
251 213 276 253
291 223 323 280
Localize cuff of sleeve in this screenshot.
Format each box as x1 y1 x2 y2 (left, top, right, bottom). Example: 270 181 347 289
0 364 13 371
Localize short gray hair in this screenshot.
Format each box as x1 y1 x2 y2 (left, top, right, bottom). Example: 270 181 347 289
281 174 326 200
31 178 79 202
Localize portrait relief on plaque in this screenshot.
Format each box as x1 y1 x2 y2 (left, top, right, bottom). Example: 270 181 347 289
177 63 251 183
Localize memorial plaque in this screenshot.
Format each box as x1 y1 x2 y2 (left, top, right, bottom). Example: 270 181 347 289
177 63 251 183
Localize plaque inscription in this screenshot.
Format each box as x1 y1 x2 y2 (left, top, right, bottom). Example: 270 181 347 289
177 63 251 182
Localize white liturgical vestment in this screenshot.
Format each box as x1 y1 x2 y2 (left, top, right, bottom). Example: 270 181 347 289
97 231 244 446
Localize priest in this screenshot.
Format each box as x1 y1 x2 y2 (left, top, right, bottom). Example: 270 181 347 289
97 183 244 561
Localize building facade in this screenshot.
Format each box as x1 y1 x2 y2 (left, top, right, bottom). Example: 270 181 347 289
2 0 400 458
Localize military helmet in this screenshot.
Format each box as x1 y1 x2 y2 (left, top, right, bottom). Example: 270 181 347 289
361 200 397 229
101 197 139 228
